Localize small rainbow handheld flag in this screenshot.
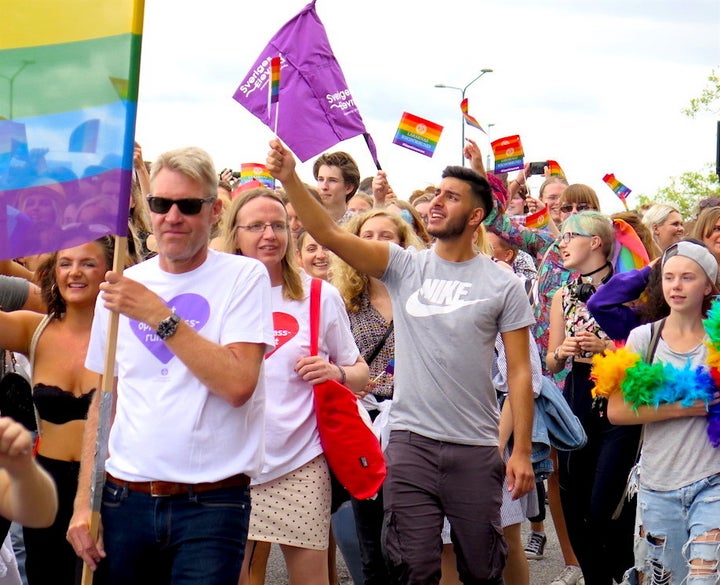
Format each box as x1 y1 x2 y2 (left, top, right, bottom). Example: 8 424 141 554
547 160 565 178
492 135 524 173
393 112 443 158
240 163 275 190
270 56 281 104
460 98 485 133
603 173 631 210
525 207 550 229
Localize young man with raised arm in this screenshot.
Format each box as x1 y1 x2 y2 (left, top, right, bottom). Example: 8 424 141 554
266 139 534 585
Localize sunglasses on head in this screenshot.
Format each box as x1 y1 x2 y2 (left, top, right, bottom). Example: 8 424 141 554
146 196 215 215
560 202 593 214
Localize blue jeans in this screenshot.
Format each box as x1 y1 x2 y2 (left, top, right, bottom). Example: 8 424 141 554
99 480 251 585
635 473 720 585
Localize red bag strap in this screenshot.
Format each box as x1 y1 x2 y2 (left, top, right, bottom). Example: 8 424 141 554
309 278 322 357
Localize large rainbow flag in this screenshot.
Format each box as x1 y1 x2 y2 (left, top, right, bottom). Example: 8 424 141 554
492 135 524 173
393 112 443 158
0 0 145 260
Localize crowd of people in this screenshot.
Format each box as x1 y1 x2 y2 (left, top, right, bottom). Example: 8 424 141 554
0 135 718 585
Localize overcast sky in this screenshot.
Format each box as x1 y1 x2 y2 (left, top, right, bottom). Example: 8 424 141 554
135 0 719 212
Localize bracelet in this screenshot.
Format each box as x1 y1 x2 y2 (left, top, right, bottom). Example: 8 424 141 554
336 365 347 385
553 347 566 363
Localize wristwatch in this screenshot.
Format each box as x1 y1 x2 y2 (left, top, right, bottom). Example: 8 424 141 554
156 312 181 340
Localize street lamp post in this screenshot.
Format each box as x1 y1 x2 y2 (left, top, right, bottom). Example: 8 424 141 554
435 68 493 166
486 122 495 170
0 59 34 119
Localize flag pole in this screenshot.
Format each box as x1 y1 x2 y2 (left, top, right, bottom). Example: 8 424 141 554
81 235 126 585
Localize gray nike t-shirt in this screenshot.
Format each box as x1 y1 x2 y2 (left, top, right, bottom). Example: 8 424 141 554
382 244 535 445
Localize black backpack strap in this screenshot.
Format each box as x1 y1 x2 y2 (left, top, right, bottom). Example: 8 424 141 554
611 318 665 521
646 318 666 364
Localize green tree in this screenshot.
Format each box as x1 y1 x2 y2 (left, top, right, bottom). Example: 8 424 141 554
637 164 720 219
683 67 720 118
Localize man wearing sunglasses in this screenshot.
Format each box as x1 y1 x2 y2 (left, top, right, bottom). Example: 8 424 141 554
68 146 274 585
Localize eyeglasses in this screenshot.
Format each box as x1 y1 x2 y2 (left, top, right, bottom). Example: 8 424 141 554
561 231 593 243
236 222 288 234
146 196 216 215
559 202 593 214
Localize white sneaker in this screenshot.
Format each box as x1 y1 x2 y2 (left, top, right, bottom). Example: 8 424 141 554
550 565 584 585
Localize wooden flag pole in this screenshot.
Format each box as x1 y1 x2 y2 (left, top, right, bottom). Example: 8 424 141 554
81 235 126 585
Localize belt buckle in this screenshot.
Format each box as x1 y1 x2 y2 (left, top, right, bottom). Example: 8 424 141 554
149 481 172 497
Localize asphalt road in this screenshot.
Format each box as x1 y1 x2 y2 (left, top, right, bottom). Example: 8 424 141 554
263 508 573 584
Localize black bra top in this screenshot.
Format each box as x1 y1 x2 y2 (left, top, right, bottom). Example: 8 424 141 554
33 384 95 425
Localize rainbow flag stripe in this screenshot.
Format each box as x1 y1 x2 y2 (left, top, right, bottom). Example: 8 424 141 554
612 218 649 273
240 163 276 190
0 0 144 260
547 160 565 178
393 112 443 158
270 56 281 104
460 98 485 132
525 207 550 229
492 135 524 173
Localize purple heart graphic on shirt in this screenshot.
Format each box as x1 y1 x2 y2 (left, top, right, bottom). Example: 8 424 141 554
130 293 210 363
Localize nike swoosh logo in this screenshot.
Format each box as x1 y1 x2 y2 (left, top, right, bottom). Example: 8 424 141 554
405 291 489 317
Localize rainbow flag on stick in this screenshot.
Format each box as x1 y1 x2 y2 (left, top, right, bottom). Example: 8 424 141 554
460 98 485 133
0 0 144 260
603 173 631 210
492 135 524 173
525 207 550 229
267 55 281 132
270 57 281 104
393 112 443 158
547 160 565 178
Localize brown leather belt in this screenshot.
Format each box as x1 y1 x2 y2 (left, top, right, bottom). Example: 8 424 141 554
106 472 250 497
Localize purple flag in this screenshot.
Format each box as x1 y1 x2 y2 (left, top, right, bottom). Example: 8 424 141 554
233 1 379 167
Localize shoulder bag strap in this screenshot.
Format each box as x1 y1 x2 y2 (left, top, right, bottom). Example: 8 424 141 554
309 278 322 357
29 314 53 370
364 321 394 367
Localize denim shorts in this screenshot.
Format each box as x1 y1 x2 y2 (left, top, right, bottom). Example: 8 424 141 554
635 473 720 584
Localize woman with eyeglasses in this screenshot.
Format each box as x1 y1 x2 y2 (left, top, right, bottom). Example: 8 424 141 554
465 137 598 584
546 212 640 585
221 188 368 585
0 237 115 585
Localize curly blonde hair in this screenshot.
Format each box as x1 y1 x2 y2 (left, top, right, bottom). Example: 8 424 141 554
330 209 424 312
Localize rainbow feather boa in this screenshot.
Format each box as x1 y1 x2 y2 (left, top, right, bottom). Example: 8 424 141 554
591 300 720 447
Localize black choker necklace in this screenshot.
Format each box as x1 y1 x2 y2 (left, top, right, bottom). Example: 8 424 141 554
581 262 610 279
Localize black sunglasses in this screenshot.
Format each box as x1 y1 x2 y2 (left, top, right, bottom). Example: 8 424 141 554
559 202 593 214
146 196 215 215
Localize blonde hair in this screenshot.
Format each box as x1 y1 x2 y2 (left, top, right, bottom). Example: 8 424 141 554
331 209 424 312
220 188 303 301
473 224 493 256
